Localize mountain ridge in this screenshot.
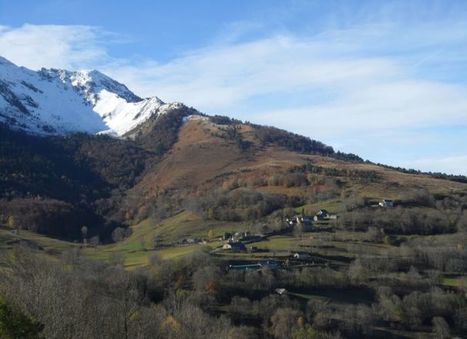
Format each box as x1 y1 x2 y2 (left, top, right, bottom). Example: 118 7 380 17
0 56 180 136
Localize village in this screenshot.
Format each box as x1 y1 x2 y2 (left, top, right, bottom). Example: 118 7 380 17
215 208 338 271
170 199 396 262
168 198 399 273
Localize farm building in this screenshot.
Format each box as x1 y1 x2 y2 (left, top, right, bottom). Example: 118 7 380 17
379 199 394 208
223 242 247 252
313 209 337 221
286 215 313 231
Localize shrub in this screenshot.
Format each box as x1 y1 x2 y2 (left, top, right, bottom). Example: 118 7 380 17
0 298 43 339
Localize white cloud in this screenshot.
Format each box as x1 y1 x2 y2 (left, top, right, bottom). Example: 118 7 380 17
105 34 402 109
0 24 110 70
254 80 467 140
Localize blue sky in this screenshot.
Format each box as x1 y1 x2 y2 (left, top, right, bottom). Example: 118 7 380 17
1 0 467 174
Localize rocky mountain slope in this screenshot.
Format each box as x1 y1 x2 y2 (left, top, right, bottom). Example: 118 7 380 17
0 56 179 136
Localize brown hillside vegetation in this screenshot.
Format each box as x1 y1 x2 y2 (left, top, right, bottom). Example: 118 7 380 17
122 115 467 227
135 117 307 190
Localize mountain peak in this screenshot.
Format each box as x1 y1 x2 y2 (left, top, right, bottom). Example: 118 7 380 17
0 56 178 136
70 69 142 104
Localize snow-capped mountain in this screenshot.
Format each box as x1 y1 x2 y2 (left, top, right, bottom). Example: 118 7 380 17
0 56 180 136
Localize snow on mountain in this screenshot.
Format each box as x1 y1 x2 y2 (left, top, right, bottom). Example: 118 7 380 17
0 56 178 136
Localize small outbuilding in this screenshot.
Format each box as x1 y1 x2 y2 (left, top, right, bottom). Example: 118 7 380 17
275 288 287 295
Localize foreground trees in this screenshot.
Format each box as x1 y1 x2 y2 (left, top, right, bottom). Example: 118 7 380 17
1 244 466 338
0 248 244 339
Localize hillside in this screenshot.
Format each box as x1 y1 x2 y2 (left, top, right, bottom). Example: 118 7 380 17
124 114 467 226
1 105 466 242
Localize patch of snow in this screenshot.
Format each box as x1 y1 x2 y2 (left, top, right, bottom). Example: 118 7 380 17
183 114 208 123
0 56 181 136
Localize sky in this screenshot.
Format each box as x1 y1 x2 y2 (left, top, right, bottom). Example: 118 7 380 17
0 0 466 175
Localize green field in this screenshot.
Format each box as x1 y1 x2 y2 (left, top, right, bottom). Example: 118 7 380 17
0 210 223 268
0 228 76 252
